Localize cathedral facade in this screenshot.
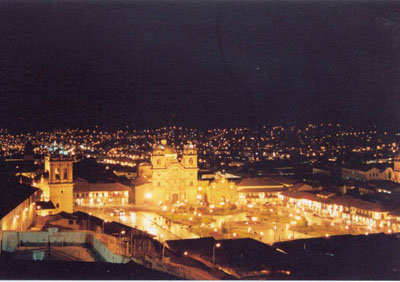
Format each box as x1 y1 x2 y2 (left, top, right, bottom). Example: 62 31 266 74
135 140 199 205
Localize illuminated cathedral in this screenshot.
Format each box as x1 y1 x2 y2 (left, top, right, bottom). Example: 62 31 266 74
134 139 199 205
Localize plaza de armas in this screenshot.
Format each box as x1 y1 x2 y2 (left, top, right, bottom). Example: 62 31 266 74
1 123 400 279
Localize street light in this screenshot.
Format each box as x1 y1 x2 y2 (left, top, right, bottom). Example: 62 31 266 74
120 230 126 239
103 220 108 233
212 242 221 279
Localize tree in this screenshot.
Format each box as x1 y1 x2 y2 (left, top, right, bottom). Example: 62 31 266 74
297 216 308 228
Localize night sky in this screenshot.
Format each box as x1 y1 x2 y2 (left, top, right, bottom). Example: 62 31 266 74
1 0 400 131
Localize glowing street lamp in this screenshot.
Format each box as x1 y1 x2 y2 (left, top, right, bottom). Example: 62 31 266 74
213 243 221 278
103 220 108 233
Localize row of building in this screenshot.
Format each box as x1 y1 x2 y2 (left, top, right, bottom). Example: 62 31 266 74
278 190 400 232
314 153 400 183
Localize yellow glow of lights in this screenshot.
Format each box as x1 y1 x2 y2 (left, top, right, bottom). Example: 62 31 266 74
145 192 152 199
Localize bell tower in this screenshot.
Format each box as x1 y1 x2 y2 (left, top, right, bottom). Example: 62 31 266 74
182 143 198 168
44 144 74 213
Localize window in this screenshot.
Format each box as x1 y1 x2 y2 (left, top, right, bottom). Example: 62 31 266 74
61 190 64 194
189 158 193 165
63 168 68 180
56 203 59 208
157 159 161 165
190 181 193 186
55 168 60 180
158 182 161 187
68 220 73 225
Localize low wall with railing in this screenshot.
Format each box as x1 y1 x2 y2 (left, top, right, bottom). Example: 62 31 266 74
1 230 129 263
1 230 209 279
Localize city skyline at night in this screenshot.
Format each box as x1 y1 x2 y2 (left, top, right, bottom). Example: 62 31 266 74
1 0 400 279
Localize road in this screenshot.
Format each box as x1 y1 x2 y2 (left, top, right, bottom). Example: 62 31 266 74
81 206 199 242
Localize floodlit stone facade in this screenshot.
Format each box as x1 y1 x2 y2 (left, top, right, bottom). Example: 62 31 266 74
135 140 199 205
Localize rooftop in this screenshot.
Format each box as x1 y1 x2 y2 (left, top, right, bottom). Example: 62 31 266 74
273 233 400 280
0 182 38 219
74 181 131 193
237 177 285 188
342 162 392 172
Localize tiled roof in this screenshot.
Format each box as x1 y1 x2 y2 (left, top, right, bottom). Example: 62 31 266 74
0 182 38 219
36 200 55 210
342 163 392 173
132 176 151 186
269 176 299 185
74 182 130 192
237 177 284 187
238 187 286 193
368 181 400 191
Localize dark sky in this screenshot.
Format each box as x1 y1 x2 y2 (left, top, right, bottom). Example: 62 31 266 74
1 0 400 131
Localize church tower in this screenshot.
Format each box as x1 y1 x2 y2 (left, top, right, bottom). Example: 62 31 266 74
182 143 198 168
44 143 74 213
151 139 167 169
182 143 198 203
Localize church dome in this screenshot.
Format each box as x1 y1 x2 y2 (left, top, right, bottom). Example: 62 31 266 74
163 145 177 154
48 142 69 157
152 141 176 155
